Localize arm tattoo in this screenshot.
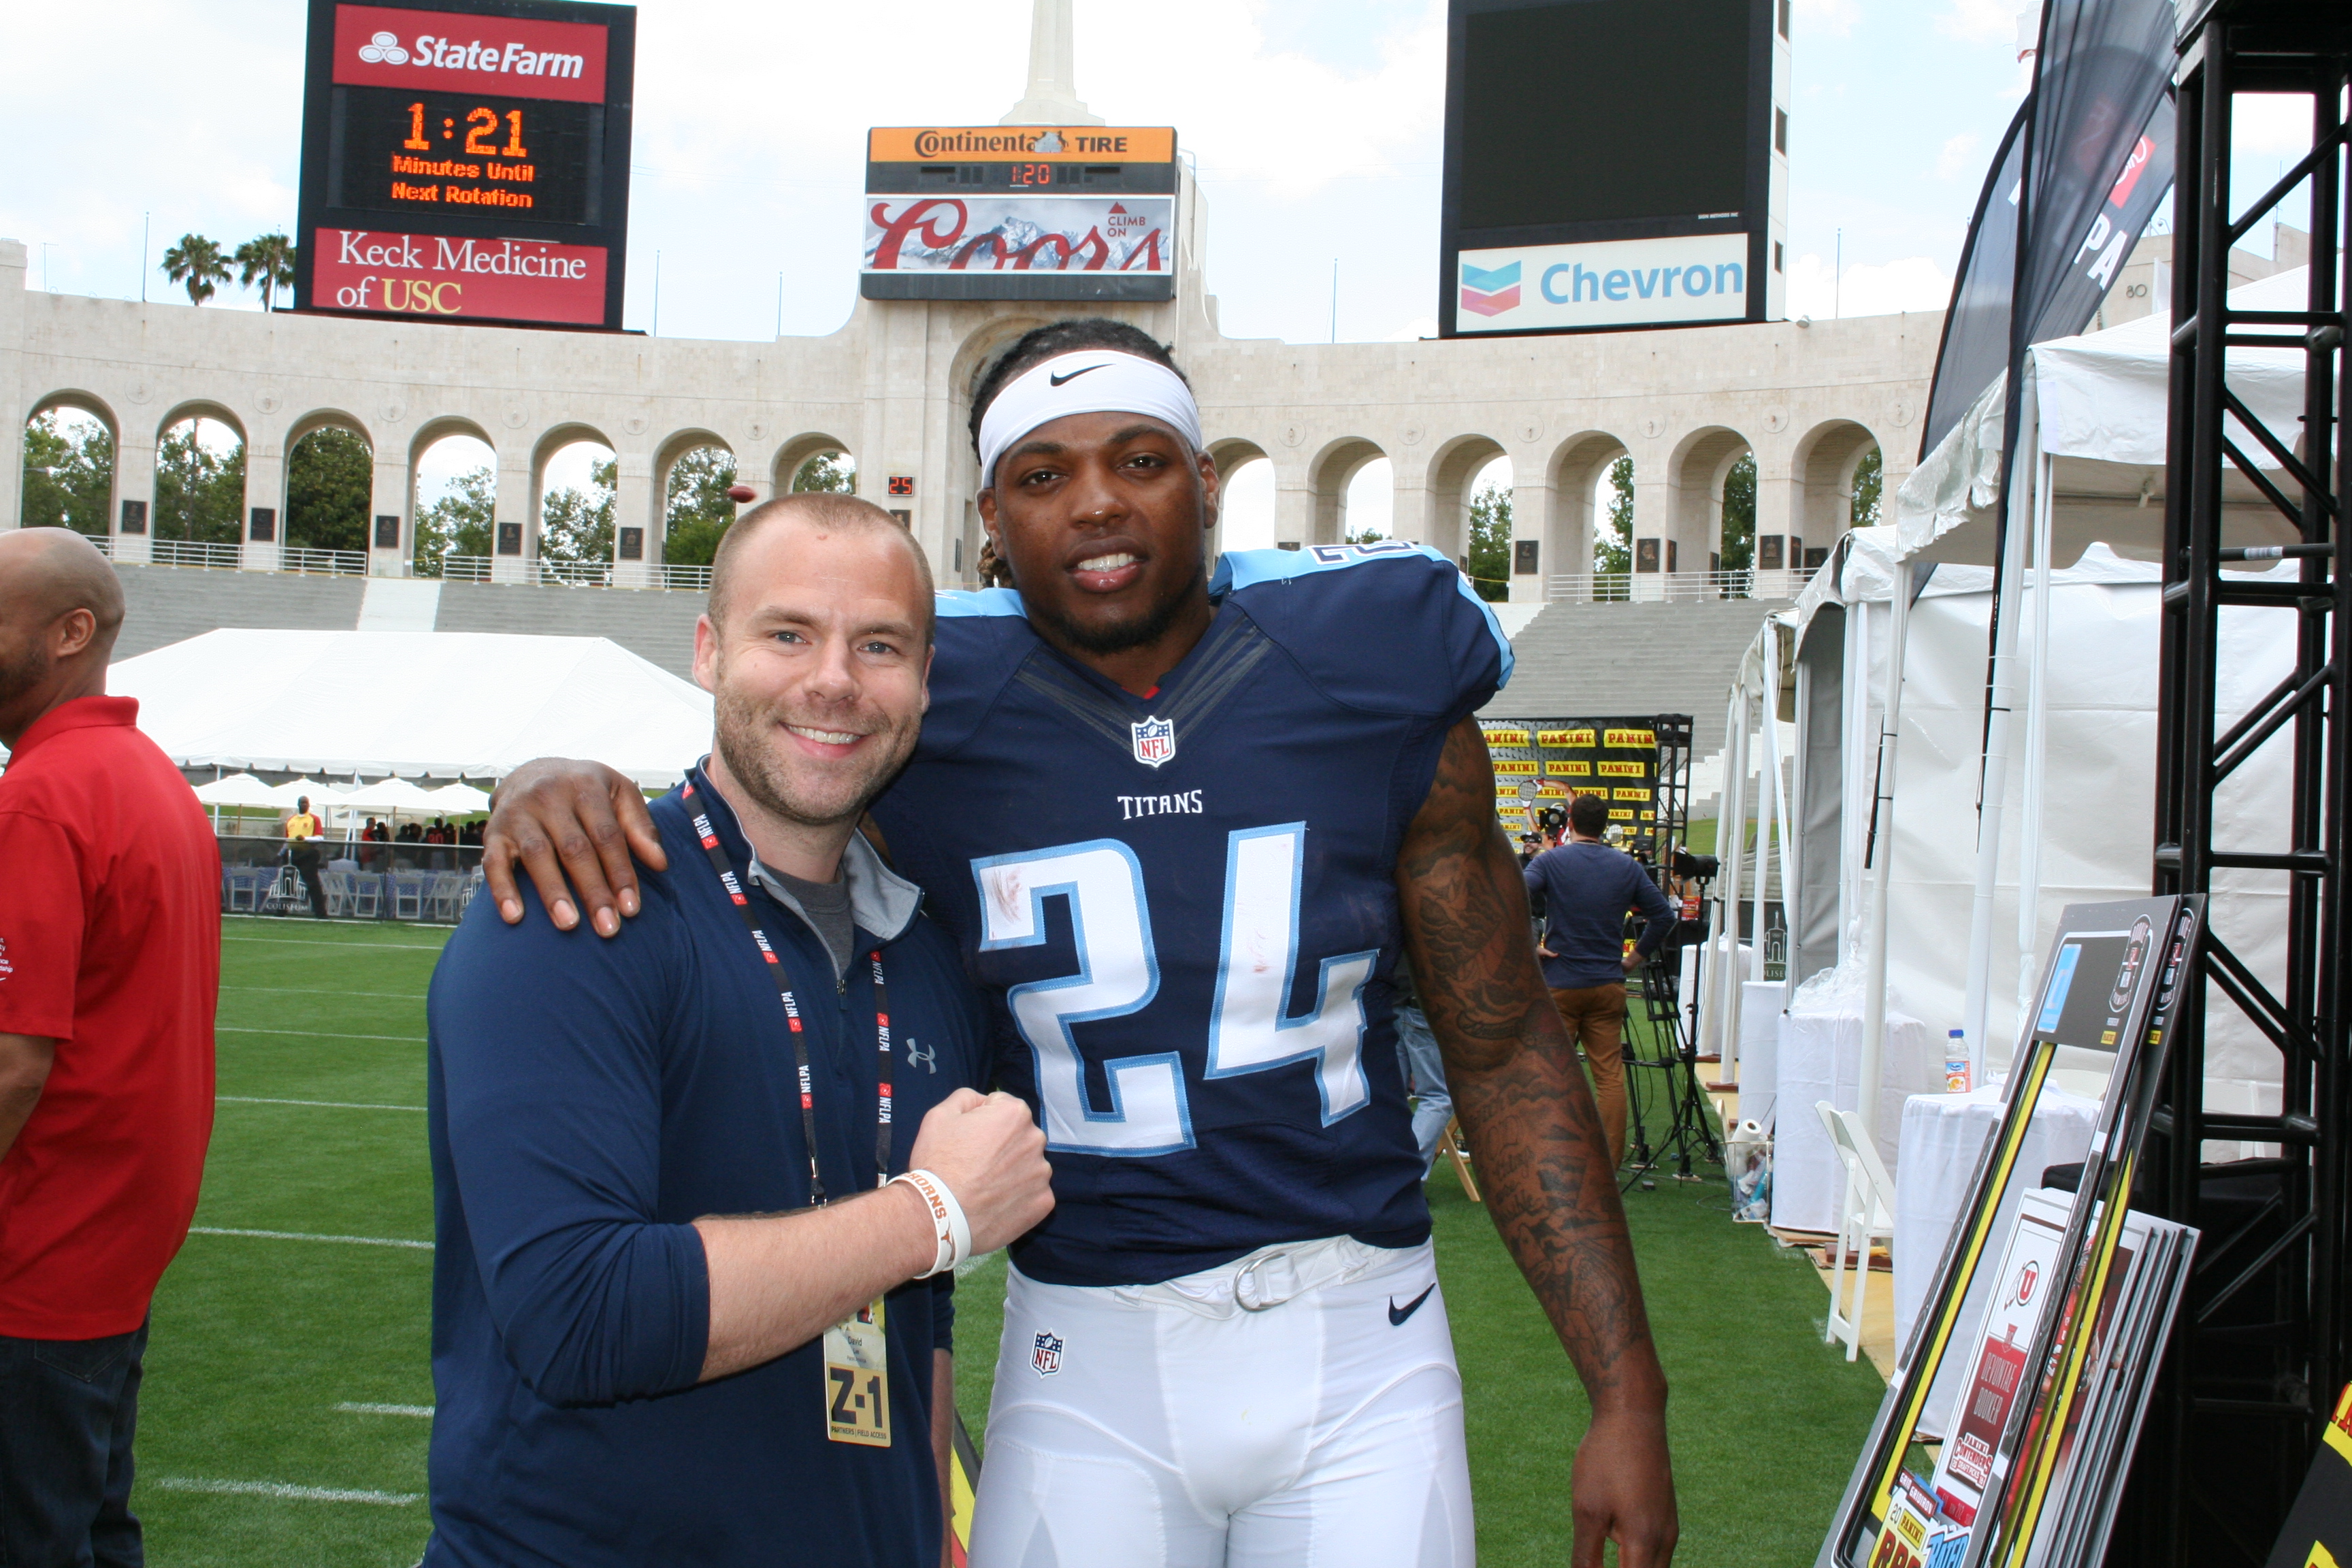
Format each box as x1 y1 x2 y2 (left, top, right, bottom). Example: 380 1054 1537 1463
1398 718 1665 1410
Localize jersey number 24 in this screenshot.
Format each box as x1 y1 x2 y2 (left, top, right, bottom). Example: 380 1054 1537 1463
972 826 1378 1156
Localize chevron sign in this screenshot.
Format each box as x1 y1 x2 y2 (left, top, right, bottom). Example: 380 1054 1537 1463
1459 259 1521 318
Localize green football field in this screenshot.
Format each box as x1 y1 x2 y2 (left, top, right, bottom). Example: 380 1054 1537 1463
133 915 1884 1565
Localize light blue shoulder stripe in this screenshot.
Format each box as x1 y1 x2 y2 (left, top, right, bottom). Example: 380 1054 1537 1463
934 587 1028 619
1210 544 1514 690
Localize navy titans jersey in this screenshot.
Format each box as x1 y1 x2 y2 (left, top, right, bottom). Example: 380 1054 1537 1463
868 544 1512 1287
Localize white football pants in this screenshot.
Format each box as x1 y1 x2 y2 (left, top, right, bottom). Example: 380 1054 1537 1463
969 1235 1474 1568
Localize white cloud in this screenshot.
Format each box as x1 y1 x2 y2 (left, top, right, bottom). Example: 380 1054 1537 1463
2235 93 2319 156
1937 0 2021 44
1793 0 1860 38
1936 133 1982 182
1785 253 1954 320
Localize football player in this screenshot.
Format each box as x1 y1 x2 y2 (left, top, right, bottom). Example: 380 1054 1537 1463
480 319 1676 1567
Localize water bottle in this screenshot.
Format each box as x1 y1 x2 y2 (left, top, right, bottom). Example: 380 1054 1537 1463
1946 1029 1972 1094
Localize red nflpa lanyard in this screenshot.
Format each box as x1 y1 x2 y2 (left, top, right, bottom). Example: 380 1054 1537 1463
683 779 894 1207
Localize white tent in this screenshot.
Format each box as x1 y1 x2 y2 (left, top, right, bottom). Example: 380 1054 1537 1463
191 772 282 809
1722 272 2311 1183
336 776 450 815
110 630 713 791
425 782 494 814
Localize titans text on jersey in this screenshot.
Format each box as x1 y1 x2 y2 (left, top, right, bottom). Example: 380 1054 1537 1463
867 542 1512 1288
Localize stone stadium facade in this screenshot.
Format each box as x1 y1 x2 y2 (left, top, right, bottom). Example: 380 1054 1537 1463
0 219 1934 605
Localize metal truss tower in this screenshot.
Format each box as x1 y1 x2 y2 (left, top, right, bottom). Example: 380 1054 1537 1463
2132 3 2351 1561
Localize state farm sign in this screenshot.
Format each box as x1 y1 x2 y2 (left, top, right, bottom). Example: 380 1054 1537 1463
311 228 606 325
331 3 608 104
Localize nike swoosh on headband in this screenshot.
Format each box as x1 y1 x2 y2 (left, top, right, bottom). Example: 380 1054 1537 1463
1388 1284 1437 1326
1049 364 1108 387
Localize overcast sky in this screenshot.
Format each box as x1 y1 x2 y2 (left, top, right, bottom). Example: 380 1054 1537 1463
3 1 2318 532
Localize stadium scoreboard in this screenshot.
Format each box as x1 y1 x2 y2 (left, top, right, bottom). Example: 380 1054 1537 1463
1439 0 1785 338
862 127 1178 302
296 0 636 329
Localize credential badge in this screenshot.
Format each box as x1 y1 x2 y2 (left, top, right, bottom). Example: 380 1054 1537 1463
1130 715 1176 768
1031 1330 1064 1377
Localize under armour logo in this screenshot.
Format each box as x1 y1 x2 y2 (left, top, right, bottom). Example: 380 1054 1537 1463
905 1039 936 1074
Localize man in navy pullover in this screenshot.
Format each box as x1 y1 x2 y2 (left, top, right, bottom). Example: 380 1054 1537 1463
1523 790 1679 1168
425 495 1054 1567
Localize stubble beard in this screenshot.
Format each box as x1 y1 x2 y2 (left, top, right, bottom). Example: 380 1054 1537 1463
711 684 917 832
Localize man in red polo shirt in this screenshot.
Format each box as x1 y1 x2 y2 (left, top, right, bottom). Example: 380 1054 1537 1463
0 527 218 1567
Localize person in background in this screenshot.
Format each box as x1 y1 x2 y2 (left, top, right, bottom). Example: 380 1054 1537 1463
284 794 328 919
0 528 220 1567
1390 958 1451 1175
1523 791 1679 1169
1516 832 1543 869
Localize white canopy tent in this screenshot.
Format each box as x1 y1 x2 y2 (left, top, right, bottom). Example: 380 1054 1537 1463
1714 271 2312 1181
191 772 282 810
110 630 714 791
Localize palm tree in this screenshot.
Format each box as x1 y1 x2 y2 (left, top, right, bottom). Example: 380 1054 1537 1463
234 232 296 311
162 233 230 306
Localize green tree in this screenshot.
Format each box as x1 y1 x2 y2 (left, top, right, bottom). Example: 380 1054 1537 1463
662 447 741 567
154 424 244 543
791 451 853 493
162 233 230 306
1345 525 1386 545
414 466 495 571
1595 456 1634 575
284 426 372 551
1851 446 1883 529
542 457 617 565
20 412 114 536
1718 453 1757 572
234 232 296 311
1465 484 1511 603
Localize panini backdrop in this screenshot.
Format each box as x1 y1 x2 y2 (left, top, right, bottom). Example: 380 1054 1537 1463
1479 718 1661 838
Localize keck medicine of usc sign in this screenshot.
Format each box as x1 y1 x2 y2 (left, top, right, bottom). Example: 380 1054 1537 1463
311 228 607 324
330 3 608 103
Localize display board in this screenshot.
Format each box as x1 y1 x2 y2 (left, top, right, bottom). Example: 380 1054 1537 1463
1820 897 2207 1568
1480 718 1663 844
1438 0 1781 337
860 126 1177 302
296 0 636 329
2265 1384 2352 1568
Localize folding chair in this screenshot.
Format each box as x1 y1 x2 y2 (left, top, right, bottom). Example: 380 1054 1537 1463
389 872 427 921
318 870 350 917
1815 1100 1897 1363
223 867 273 912
1437 1117 1481 1203
347 872 382 919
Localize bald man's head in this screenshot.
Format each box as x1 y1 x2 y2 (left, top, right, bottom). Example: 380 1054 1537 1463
0 526 127 746
708 493 934 640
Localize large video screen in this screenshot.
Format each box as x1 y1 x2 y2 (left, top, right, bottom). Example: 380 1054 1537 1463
296 0 636 329
1456 0 1750 231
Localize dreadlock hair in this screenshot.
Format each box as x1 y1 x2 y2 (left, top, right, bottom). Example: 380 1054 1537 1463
967 319 1192 588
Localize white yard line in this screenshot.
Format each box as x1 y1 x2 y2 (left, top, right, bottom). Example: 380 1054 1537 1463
221 985 428 1000
187 1226 431 1252
150 1477 420 1506
218 1096 425 1112
216 1027 423 1043
223 935 446 952
336 1402 434 1418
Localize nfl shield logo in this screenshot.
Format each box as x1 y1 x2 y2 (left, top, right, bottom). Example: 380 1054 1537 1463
1130 715 1176 768
1031 1330 1064 1377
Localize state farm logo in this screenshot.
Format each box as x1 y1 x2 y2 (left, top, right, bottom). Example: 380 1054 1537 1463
357 29 410 65
331 5 606 103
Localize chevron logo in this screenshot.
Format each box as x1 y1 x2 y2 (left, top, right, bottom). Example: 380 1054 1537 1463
1460 259 1521 318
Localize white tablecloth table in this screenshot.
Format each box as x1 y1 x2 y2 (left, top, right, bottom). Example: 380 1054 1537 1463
1891 1081 2102 1436
1736 979 1786 1130
1769 1006 1943 1235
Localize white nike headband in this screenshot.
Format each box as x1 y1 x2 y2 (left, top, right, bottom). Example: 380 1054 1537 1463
975 350 1203 487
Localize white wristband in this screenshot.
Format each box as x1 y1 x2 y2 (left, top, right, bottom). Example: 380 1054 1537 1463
891 1168 972 1279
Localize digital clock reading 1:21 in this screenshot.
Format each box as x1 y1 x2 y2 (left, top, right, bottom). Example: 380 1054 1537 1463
329 84 602 227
